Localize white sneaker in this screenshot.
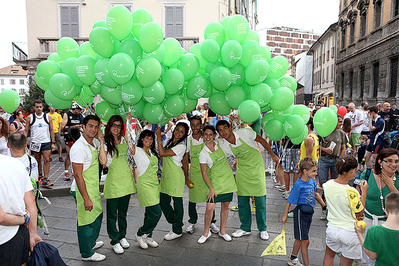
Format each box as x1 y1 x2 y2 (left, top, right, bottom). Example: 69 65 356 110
232 229 251 238
119 238 130 249
93 241 104 250
274 183 282 188
218 232 232 242
135 233 148 249
282 190 290 200
82 252 106 261
260 231 270 240
210 223 220 234
164 230 182 241
278 185 286 192
112 243 124 254
145 237 159 248
197 231 211 244
186 222 195 234
287 257 304 266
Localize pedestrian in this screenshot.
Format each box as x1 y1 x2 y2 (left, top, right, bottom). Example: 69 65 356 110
8 110 25 134
390 103 399 130
0 116 9 155
70 114 106 262
360 102 370 136
0 105 11 122
344 103 364 156
101 115 136 254
364 106 385 168
48 107 63 162
183 115 219 235
378 102 394 148
23 100 56 187
210 114 229 127
155 122 189 241
280 136 301 200
216 120 279 240
299 118 319 163
357 135 368 173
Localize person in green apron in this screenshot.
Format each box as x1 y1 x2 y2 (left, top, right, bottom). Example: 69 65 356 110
197 125 237 244
101 115 136 254
155 122 189 241
216 120 279 240
70 115 106 262
126 114 162 249
183 115 219 235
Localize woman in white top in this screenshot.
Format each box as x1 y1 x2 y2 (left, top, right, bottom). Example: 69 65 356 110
0 116 9 155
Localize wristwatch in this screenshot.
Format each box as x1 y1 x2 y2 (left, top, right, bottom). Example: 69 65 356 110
23 214 30 225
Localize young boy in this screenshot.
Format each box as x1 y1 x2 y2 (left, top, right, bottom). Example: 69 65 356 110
282 157 322 266
357 135 368 172
355 192 399 265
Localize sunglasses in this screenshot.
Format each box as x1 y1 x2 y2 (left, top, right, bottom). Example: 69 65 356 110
111 123 122 128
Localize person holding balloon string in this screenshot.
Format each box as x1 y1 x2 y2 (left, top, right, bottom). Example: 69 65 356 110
155 122 189 241
183 115 220 235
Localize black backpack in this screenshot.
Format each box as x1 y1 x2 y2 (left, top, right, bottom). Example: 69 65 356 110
391 133 399 150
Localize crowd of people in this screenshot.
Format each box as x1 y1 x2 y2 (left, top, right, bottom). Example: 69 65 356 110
1 99 399 266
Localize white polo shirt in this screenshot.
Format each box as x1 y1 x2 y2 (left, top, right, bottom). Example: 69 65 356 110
199 140 226 169
186 134 203 155
345 109 364 134
133 147 157 177
219 128 258 156
70 136 100 172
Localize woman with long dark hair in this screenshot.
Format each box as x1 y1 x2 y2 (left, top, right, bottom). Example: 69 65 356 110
155 122 189 241
101 115 136 254
9 110 25 134
0 116 9 155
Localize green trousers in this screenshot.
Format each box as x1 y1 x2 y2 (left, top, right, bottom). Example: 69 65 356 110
77 213 103 258
238 195 267 232
160 193 183 234
188 201 216 224
137 204 162 237
106 194 131 245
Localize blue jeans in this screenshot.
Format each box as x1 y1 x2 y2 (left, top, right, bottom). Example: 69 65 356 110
318 156 338 183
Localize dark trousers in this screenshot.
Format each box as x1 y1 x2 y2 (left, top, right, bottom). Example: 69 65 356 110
188 201 216 224
137 204 162 237
77 213 103 258
160 193 183 234
106 194 131 245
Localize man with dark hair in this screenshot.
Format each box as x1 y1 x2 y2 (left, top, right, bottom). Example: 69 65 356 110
378 102 393 148
23 100 56 187
390 103 399 130
70 114 106 262
364 106 385 168
216 120 279 240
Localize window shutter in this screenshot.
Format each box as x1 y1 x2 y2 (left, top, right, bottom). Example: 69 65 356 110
60 6 69 37
165 6 184 38
60 6 79 37
165 6 174 37
175 6 183 37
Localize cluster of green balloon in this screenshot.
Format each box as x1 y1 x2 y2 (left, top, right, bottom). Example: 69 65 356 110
0 89 20 113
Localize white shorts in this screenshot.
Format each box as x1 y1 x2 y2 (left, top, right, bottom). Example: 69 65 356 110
325 225 362 260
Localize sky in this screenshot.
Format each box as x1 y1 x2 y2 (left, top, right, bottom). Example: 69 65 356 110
0 0 339 69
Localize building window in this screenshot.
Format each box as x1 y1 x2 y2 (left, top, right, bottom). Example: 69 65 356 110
165 6 184 38
110 4 132 12
360 12 367 37
360 67 365 98
341 73 345 98
390 57 398 97
331 66 334 82
11 88 16 92
20 89 26 94
60 5 79 37
350 21 356 44
341 28 346 49
373 62 379 97
349 71 354 98
374 0 382 29
343 0 347 8
19 79 24 85
394 0 399 17
0 79 4 85
10 79 16 85
326 66 329 82
10 69 18 74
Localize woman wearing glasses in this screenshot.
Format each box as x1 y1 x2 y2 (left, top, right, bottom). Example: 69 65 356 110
101 115 136 254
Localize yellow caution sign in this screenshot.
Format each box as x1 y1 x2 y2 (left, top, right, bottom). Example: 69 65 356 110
261 225 287 256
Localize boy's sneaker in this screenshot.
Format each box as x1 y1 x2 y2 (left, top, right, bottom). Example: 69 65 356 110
64 172 71 181
278 185 286 192
282 190 290 200
274 183 282 188
320 209 328 220
210 223 220 234
287 257 303 266
231 204 239 211
41 178 53 188
186 222 195 234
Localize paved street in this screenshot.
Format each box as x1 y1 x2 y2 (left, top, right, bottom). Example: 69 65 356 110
37 150 340 265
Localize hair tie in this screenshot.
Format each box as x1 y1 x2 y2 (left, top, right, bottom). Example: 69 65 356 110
342 158 345 163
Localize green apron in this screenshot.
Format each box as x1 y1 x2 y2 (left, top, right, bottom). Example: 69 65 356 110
160 155 185 198
188 139 209 203
209 143 237 195
229 137 266 197
137 149 160 207
103 142 136 199
76 145 103 226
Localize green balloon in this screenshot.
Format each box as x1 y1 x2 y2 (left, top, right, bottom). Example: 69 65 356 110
106 5 133 41
143 81 165 104
163 94 185 117
139 22 164 53
263 77 281 90
162 68 184 95
94 58 118 88
76 55 96 85
210 67 232 91
272 105 294 123
209 92 230 116
240 40 261 67
100 86 123 106
119 39 143 64
132 8 153 37
189 44 207 69
270 87 294 111
186 75 210 100
79 42 97 59
250 83 272 108
268 56 289 79
264 119 284 141
293 105 311 124
93 20 107 29
203 85 214 98
261 103 272 113
34 73 49 91
220 16 231 42
47 53 64 67
96 101 115 122
115 104 128 122
57 37 79 61
136 57 162 87
262 112 274 127
225 85 245 109
329 105 338 113
107 101 120 109
75 85 94 107
200 39 220 63
145 43 165 63
245 30 259 43
221 40 242 68
314 107 338 137
279 76 297 93
179 88 198 113
291 125 308 145
129 99 146 118
90 80 102 95
177 53 200 81
229 63 245 86
163 38 182 66
49 73 77 101
113 38 121 54
238 100 260 123
44 90 72 109
121 79 143 105
108 52 135 84
61 58 83 87
0 90 20 113
226 15 249 43
283 114 305 139
89 27 115 58
245 60 270 85
143 103 163 124
260 46 272 62
204 22 226 47
205 61 224 78
36 60 62 85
